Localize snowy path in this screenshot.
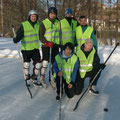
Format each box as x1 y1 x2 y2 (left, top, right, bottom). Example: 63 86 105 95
0 37 120 120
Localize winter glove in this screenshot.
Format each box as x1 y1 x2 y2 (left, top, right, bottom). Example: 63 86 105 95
58 44 64 49
100 63 106 70
13 38 18 43
54 44 64 49
45 41 53 48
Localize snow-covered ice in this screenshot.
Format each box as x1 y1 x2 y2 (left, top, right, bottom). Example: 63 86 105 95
0 37 120 120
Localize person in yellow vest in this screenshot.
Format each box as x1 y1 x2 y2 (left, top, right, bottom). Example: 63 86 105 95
76 16 98 51
60 8 79 46
76 39 105 95
13 10 42 87
54 43 83 100
39 7 60 88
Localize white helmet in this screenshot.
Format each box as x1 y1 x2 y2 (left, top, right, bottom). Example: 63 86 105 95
28 10 38 16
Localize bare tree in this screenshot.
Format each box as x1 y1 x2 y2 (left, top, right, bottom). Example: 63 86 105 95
68 0 72 8
46 0 49 10
108 0 112 45
115 0 119 44
88 0 91 26
54 0 57 7
1 0 3 36
1 0 47 37
73 0 77 16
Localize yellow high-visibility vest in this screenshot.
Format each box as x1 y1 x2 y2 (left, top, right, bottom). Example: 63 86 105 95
76 26 93 51
21 21 40 50
60 18 77 45
77 48 95 78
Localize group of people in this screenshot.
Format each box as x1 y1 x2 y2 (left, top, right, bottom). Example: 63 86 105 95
13 7 105 100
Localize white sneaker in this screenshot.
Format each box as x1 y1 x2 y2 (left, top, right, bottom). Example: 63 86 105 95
32 80 43 87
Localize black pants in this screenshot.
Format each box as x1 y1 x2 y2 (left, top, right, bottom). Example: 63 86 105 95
42 46 59 64
21 49 41 77
81 66 101 88
21 49 41 63
56 70 83 98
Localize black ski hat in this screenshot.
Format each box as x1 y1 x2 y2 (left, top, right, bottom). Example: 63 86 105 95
64 42 74 52
48 7 57 15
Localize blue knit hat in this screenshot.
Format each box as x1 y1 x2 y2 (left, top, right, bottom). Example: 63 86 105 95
65 8 72 15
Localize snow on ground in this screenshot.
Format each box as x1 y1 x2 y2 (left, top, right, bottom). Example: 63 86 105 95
0 37 120 120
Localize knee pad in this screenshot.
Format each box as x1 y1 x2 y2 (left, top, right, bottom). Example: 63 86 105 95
40 60 48 76
35 62 41 69
23 62 30 76
34 62 42 76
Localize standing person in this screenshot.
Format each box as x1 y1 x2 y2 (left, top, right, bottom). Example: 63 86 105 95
13 10 42 87
39 7 60 88
76 15 98 51
76 39 105 95
60 8 79 46
54 43 83 100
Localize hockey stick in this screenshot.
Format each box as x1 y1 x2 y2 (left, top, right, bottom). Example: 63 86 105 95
59 22 63 120
71 22 75 53
73 42 119 111
49 24 55 89
12 26 32 99
72 22 77 53
72 22 74 43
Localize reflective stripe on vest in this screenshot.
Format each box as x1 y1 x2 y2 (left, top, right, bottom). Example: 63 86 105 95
55 54 78 84
76 26 93 51
24 34 38 37
21 21 40 50
60 19 77 45
42 18 59 44
21 40 39 44
77 48 95 78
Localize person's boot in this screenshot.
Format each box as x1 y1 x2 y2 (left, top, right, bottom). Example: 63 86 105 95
56 94 60 100
89 85 99 95
25 74 31 87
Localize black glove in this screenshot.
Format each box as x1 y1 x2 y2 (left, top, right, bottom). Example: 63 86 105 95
58 44 64 49
13 38 18 43
54 44 64 49
100 63 106 70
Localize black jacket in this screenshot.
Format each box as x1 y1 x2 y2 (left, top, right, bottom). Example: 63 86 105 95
13 19 37 43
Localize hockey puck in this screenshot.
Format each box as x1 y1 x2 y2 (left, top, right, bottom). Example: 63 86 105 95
104 108 108 112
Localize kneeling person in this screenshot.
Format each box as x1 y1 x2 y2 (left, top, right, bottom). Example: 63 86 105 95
54 43 82 100
76 39 105 95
